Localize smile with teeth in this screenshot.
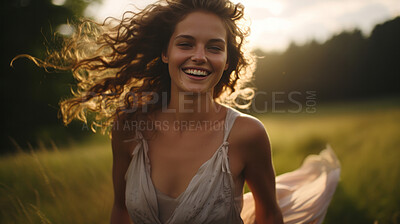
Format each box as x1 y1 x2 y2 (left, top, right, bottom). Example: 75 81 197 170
183 68 211 77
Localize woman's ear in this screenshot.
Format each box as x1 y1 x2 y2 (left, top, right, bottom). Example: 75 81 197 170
224 61 229 71
161 51 168 63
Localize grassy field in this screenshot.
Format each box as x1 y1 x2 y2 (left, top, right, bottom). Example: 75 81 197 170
1 98 399 224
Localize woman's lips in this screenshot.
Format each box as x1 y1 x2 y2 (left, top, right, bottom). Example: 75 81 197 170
185 73 209 80
182 68 211 80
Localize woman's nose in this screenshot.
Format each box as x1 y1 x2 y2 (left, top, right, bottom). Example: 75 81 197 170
191 47 206 63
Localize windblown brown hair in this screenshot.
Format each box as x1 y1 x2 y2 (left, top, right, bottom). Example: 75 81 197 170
13 0 255 133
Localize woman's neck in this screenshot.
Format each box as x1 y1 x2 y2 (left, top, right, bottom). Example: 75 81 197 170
164 90 224 122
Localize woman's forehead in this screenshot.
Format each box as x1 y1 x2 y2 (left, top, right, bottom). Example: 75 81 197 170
171 11 227 42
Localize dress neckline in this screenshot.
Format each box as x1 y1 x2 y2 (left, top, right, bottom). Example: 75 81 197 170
153 140 229 199
125 106 244 224
145 107 232 200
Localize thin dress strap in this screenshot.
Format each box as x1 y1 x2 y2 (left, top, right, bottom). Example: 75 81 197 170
220 107 241 174
223 107 241 142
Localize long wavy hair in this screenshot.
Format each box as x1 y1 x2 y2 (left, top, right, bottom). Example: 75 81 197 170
14 0 255 133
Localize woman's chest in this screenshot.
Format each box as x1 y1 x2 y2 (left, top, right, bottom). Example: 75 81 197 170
146 132 223 197
145 131 245 198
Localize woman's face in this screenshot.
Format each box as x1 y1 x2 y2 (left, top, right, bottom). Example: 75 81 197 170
162 11 229 95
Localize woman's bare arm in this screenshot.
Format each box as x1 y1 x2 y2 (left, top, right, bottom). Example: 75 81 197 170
239 116 283 224
110 122 136 224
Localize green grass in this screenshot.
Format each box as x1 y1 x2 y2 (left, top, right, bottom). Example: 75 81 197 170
0 137 113 224
1 98 399 223
257 98 400 224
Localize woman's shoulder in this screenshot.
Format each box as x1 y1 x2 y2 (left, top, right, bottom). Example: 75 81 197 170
230 109 267 141
228 110 272 166
111 113 139 155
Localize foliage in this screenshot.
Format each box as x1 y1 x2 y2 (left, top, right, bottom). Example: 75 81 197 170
0 136 112 224
1 0 101 153
252 17 400 110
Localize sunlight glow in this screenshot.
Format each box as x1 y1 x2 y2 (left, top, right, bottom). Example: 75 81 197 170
87 0 400 52
51 0 66 6
234 0 285 16
248 17 292 51
57 24 75 36
268 2 284 16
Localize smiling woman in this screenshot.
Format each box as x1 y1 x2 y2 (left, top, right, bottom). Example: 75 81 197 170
27 0 254 132
162 12 229 94
15 0 340 223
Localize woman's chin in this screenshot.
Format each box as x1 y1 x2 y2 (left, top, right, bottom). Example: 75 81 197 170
180 88 208 95
176 84 211 95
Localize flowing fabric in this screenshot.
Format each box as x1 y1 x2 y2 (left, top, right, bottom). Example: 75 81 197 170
241 145 341 224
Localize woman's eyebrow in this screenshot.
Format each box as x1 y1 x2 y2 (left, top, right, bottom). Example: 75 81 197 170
175 35 226 44
175 34 194 40
208 38 226 45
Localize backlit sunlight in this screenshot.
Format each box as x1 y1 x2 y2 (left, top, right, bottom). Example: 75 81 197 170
85 0 400 52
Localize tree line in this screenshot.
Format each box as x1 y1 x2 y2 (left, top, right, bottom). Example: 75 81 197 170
250 17 400 112
1 0 99 153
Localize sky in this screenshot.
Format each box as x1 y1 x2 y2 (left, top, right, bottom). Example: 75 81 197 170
82 0 400 52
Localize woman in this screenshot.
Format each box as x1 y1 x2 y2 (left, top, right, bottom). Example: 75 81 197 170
16 0 340 223
109 1 283 223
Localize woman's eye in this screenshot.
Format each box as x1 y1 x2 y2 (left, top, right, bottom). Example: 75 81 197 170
208 46 224 52
177 43 192 48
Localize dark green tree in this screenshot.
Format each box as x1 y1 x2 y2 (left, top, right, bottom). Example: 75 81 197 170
252 17 400 113
1 0 101 153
